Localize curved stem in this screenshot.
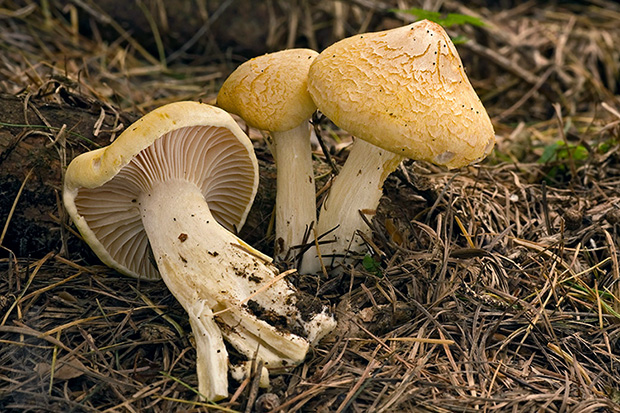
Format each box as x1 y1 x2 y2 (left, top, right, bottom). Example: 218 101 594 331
272 122 316 262
300 139 403 274
139 180 320 400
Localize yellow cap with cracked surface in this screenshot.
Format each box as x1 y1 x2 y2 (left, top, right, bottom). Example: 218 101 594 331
217 48 318 132
307 20 495 169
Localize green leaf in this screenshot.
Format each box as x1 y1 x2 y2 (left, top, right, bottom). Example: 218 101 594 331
393 8 486 28
395 8 442 22
571 144 589 161
442 13 485 28
538 141 562 164
362 255 382 275
538 140 590 164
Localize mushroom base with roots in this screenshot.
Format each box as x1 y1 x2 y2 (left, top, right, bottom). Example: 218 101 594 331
300 139 403 275
138 179 334 400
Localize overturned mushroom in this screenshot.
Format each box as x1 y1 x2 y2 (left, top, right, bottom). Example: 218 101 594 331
301 20 495 273
63 101 335 400
217 49 318 263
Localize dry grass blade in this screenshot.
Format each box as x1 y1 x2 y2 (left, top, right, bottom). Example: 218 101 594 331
0 168 33 246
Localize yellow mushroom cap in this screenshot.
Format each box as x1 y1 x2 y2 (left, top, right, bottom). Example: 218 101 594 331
307 20 495 168
217 48 318 132
63 101 259 280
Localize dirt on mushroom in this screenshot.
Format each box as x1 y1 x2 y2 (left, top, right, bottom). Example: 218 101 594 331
2 1 620 412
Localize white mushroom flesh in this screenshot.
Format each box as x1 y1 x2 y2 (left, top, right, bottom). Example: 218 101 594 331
271 123 317 261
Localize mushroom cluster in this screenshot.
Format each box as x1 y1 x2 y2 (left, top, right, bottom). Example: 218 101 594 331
216 21 495 274
63 101 335 401
64 18 495 402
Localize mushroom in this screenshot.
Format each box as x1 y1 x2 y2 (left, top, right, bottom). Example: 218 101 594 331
217 49 318 263
300 20 495 273
63 101 335 400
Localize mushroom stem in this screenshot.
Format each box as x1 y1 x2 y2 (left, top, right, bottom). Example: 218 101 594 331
300 139 403 274
271 122 316 263
186 301 229 401
138 179 312 399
